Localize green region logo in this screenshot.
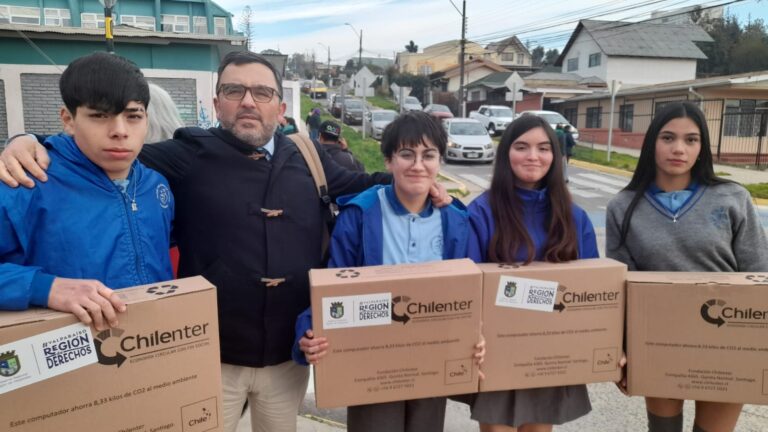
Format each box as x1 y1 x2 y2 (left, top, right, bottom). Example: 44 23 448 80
0 351 20 377
329 302 344 319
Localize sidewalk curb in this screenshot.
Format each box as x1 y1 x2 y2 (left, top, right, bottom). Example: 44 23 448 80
299 414 346 429
438 171 469 197
570 159 633 178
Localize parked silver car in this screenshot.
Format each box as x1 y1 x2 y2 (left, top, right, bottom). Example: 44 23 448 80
444 118 495 163
366 109 398 140
401 96 422 112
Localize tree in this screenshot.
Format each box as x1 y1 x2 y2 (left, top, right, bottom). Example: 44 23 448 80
531 46 545 67
697 15 768 77
238 6 254 51
405 40 418 53
543 48 560 66
343 59 356 77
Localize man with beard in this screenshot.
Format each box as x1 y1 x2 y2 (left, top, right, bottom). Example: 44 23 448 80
0 51 417 432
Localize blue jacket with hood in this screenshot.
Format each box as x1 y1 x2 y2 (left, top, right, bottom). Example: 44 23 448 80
0 134 174 310
291 184 470 365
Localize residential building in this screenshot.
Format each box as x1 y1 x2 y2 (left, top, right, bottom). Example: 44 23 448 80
396 40 486 76
485 36 536 73
558 71 768 165
430 58 508 93
352 66 377 97
0 0 251 142
555 20 713 87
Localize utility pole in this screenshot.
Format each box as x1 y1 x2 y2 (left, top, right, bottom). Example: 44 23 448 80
358 29 363 71
99 0 117 53
458 0 467 117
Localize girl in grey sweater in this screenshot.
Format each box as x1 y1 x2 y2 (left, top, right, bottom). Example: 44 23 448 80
606 102 768 432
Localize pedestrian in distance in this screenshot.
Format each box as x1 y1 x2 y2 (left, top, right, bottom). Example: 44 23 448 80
293 111 485 432
464 114 598 432
0 51 453 432
306 107 322 141
279 115 298 135
0 52 174 330
606 101 768 432
316 119 365 172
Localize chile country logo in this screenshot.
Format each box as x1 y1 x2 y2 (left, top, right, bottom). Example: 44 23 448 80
94 328 127 367
0 351 20 377
330 302 344 319
701 299 727 327
504 281 517 298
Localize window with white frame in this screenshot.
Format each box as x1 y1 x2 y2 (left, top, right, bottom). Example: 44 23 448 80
0 6 41 25
121 15 155 31
213 17 226 35
193 16 207 34
161 15 189 33
567 58 578 72
44 8 71 27
81 13 106 29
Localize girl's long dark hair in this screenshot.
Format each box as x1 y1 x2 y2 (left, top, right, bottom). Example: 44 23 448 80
488 115 577 264
616 101 730 247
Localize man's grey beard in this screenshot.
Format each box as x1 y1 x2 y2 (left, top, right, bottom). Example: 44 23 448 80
222 120 278 148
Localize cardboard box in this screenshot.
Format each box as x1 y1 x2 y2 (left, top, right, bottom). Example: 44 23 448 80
309 259 483 408
627 272 768 404
0 276 222 431
478 258 626 392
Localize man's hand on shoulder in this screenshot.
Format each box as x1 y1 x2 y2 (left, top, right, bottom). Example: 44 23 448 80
0 135 50 188
48 277 127 331
429 182 453 208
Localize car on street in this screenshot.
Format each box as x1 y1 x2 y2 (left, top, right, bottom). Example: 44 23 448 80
401 96 422 112
366 109 398 140
330 94 345 118
423 104 454 120
443 118 495 163
301 80 327 99
468 105 515 136
519 110 580 140
342 98 366 125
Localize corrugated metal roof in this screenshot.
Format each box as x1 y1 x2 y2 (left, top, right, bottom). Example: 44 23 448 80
0 23 245 43
581 19 712 59
465 71 513 89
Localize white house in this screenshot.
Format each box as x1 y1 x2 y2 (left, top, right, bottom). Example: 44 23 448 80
352 66 377 97
555 20 713 87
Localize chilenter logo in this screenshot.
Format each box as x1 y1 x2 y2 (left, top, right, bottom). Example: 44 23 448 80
0 351 20 377
552 285 620 313
701 298 768 328
745 274 768 283
95 328 127 367
146 284 178 296
391 295 474 325
335 269 360 279
95 323 210 368
497 263 520 270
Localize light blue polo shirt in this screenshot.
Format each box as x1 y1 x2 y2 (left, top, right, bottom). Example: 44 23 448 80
379 186 443 265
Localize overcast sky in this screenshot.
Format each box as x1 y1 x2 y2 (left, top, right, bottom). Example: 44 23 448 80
213 0 767 64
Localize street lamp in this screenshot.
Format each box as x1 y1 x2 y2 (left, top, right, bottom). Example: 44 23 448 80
98 0 117 53
344 22 362 70
318 42 331 85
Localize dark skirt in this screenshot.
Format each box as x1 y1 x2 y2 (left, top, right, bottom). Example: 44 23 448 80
347 397 447 432
468 385 591 427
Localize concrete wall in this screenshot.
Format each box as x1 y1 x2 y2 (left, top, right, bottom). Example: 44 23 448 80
0 64 216 136
606 57 697 86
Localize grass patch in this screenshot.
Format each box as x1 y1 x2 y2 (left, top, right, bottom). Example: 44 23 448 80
300 95 386 172
366 96 399 111
572 145 639 172
715 171 731 176
744 183 768 199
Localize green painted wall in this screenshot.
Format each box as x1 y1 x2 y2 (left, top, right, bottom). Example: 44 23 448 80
116 0 155 16
0 38 220 71
159 0 187 15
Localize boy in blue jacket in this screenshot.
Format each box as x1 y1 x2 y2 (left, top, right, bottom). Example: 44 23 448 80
0 52 174 330
292 111 483 432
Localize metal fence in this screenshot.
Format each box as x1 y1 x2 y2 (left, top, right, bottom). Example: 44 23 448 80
563 98 768 168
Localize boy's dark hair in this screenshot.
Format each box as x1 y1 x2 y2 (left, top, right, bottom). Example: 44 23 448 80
380 111 447 159
216 51 283 99
60 52 149 116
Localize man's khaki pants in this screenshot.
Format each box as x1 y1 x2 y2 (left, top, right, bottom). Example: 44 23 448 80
221 360 310 432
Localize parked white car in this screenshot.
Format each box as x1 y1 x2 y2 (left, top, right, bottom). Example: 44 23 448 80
519 110 580 140
468 105 515 136
366 109 398 140
443 118 495 163
401 96 422 112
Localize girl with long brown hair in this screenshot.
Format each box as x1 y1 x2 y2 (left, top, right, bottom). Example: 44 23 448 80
466 114 598 431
